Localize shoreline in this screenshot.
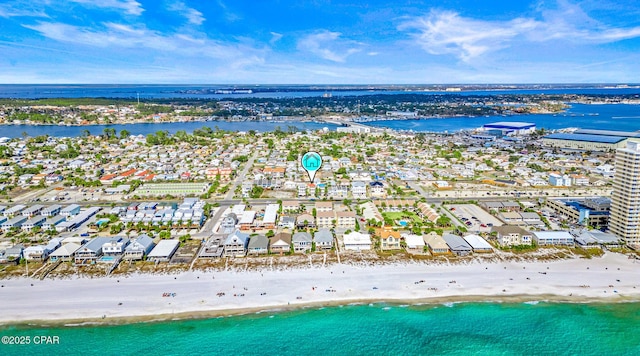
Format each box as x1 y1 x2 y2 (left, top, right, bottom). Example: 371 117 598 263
0 118 319 128
5 294 640 329
1 252 639 328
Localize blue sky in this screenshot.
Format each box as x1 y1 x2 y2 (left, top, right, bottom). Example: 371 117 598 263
1 0 640 83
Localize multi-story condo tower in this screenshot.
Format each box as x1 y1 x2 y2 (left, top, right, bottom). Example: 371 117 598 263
609 141 640 247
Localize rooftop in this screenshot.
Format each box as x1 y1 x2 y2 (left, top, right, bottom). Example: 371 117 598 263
483 122 536 129
544 133 627 144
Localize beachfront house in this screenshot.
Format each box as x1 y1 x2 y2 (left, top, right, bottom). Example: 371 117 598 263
491 225 533 247
23 238 62 261
247 234 269 255
442 234 473 256
102 237 130 256
463 234 493 253
380 229 401 250
532 231 574 246
292 231 313 253
74 237 112 265
223 230 250 257
424 233 451 255
123 234 156 260
0 244 24 264
147 239 180 262
49 242 82 263
270 232 292 254
401 233 425 254
343 231 372 251
314 229 334 250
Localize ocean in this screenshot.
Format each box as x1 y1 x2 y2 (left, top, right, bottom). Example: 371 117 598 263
2 302 640 355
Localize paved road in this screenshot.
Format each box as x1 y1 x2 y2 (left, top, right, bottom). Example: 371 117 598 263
225 151 258 200
11 182 64 204
192 205 230 239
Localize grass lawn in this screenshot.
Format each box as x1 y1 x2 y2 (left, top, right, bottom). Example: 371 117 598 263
382 211 422 223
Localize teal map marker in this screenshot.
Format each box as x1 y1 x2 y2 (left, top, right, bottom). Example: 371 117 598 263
301 151 323 183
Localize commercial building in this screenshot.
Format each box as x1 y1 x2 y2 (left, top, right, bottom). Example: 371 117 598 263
482 122 536 136
609 141 640 247
573 230 622 249
133 183 211 197
542 129 640 152
546 197 610 229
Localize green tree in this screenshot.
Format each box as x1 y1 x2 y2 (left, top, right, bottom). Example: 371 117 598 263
103 127 116 139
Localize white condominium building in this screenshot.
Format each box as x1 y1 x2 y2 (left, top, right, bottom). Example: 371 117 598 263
609 141 640 246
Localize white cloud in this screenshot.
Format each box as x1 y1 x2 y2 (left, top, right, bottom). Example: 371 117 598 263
68 0 144 16
168 1 205 25
216 0 241 22
269 32 283 44
22 21 263 62
0 3 48 18
398 10 538 62
399 4 640 62
297 30 361 63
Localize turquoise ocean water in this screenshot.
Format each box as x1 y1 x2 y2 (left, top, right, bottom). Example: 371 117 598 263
2 302 640 355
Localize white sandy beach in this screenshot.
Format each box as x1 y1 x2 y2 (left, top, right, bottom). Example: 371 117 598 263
1 252 639 325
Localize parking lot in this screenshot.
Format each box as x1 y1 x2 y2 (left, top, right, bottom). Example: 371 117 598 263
445 204 503 233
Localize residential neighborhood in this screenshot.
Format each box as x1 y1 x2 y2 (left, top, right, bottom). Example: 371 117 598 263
0 120 635 278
